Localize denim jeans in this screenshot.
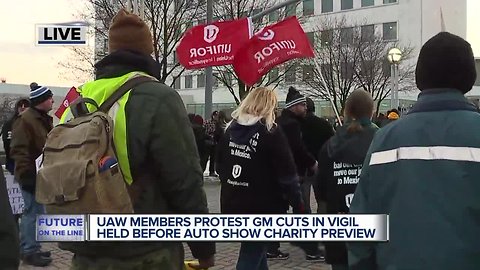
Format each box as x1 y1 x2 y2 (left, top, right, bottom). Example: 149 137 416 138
20 189 45 255
237 242 268 270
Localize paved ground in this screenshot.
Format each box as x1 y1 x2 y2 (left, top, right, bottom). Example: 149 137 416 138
20 177 331 270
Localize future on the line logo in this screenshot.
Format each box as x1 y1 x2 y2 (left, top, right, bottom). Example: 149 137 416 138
36 21 88 46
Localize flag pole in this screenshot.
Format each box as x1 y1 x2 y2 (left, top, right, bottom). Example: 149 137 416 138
312 59 343 126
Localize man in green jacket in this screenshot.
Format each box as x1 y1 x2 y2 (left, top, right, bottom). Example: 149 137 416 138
348 32 480 270
63 9 215 270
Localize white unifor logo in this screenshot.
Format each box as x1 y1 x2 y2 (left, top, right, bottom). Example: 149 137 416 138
232 165 242 179
63 99 69 107
345 194 354 208
204 25 220 43
257 29 275 41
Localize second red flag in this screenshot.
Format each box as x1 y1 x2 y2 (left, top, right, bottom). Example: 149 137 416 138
233 16 315 86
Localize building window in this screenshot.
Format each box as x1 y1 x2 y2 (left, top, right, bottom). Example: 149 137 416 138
341 62 354 80
384 0 397 4
185 75 193 88
223 72 233 86
360 60 375 77
269 10 279 22
303 0 314 16
321 30 333 46
174 78 181 89
173 51 179 64
197 74 205 88
286 4 296 16
213 73 219 87
382 60 392 77
303 65 314 82
383 22 398 40
475 59 480 86
340 27 354 45
341 0 353 10
285 66 297 83
306 32 315 46
361 25 375 41
103 38 108 54
322 0 333 13
268 68 279 82
361 0 374 7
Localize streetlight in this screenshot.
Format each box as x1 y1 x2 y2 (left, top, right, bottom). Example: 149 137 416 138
387 48 402 110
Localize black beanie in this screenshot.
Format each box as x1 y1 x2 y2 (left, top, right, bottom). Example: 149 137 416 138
415 32 476 94
30 85 53 107
285 87 306 108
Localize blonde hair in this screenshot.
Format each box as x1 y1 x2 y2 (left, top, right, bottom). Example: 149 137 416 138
231 87 278 131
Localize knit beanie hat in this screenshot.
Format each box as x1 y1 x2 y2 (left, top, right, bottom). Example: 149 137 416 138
108 9 154 56
415 32 476 94
285 87 306 108
30 84 53 107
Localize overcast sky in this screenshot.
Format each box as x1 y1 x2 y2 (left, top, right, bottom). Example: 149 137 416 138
0 0 478 88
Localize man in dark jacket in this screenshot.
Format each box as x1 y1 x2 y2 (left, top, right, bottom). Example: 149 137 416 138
11 83 54 267
301 97 334 213
0 165 20 269
59 9 215 270
348 32 480 270
274 87 322 261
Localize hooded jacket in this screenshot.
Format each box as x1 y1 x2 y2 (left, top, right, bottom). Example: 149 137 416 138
317 120 378 265
348 89 480 270
216 115 304 214
59 50 215 264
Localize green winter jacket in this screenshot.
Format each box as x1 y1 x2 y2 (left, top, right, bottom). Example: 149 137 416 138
348 89 480 270
60 50 215 263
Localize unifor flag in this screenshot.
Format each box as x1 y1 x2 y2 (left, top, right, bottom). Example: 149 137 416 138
233 16 314 86
54 86 80 119
176 18 252 69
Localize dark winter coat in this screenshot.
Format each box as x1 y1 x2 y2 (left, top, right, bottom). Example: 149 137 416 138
2 116 17 174
317 121 378 265
301 112 334 161
277 109 316 177
10 107 53 189
192 123 207 160
0 165 20 269
60 50 215 263
348 89 480 270
216 119 304 214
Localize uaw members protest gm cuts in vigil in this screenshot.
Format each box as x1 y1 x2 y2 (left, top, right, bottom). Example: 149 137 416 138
0 0 480 270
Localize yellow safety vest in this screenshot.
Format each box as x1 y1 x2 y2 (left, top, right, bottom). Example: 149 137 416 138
60 71 151 185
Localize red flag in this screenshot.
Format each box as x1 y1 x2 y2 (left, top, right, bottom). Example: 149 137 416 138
233 16 314 86
176 18 252 69
55 87 80 119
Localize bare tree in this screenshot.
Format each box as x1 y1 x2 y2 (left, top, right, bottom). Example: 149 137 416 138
212 0 302 104
0 96 19 127
302 16 415 115
302 16 361 115
60 0 204 87
354 36 415 115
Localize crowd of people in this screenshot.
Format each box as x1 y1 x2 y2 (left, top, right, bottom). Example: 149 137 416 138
1 8 479 270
